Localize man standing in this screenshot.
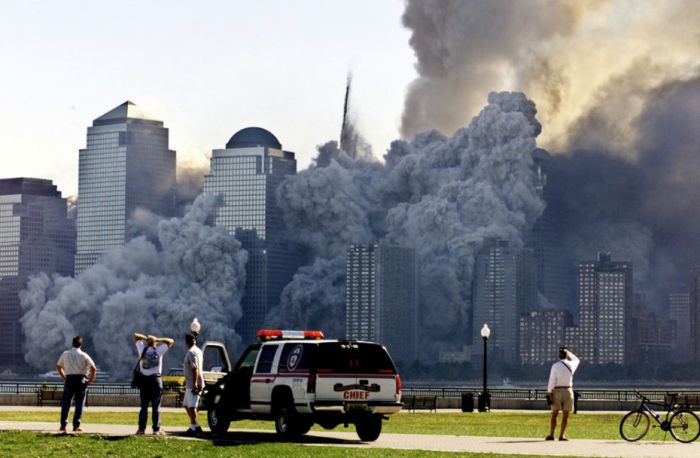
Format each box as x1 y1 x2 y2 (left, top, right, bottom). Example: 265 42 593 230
55 336 96 432
133 332 173 435
182 333 204 436
546 347 580 441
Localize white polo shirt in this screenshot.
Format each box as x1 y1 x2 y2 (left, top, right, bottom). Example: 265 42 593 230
56 348 95 376
547 352 580 392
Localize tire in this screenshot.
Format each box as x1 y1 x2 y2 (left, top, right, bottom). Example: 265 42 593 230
207 401 231 435
619 410 650 442
275 404 303 439
356 414 382 442
670 409 700 443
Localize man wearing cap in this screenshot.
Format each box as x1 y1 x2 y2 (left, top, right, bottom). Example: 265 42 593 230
182 333 204 436
56 336 97 432
133 332 173 435
546 347 580 441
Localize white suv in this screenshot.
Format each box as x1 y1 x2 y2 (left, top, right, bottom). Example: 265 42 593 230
200 330 402 441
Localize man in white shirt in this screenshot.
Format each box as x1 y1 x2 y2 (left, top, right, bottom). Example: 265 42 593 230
182 333 205 436
55 336 96 432
133 332 173 435
545 346 580 441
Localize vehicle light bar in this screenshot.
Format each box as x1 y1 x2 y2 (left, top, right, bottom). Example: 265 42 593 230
257 329 325 341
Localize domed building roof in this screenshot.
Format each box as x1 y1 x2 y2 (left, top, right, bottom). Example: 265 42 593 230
226 127 282 149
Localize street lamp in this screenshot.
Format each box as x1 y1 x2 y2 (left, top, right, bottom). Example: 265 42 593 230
478 323 491 412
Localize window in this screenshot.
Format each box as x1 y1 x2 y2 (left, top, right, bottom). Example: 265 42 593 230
255 345 279 374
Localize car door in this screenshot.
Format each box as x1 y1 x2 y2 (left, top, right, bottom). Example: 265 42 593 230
201 341 232 385
250 343 281 414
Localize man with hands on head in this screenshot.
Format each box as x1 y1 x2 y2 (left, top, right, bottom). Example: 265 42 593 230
133 332 173 436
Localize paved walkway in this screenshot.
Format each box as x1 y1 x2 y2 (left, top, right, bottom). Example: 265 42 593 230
1 420 699 457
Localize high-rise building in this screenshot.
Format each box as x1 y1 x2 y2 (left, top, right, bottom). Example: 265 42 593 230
345 244 418 363
0 178 75 366
689 268 700 362
203 127 302 343
519 308 570 365
75 101 175 273
670 291 691 361
576 252 632 365
472 240 538 363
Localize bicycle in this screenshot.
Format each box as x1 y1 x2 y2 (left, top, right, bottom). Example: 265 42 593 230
619 391 700 443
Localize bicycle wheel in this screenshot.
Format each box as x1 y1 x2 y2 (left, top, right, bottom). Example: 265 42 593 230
670 409 700 443
620 410 650 441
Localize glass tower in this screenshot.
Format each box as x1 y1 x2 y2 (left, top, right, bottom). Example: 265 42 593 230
75 101 175 273
203 127 302 343
345 244 418 363
0 178 75 366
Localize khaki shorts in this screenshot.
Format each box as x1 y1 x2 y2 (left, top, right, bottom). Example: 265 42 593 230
551 387 574 411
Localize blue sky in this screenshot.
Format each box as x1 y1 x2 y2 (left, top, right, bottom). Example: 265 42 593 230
0 1 415 196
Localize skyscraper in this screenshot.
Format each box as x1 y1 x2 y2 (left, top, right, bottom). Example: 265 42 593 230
689 267 700 362
345 244 418 363
670 291 691 361
0 178 75 366
576 252 632 364
472 240 537 363
203 127 301 343
74 101 175 273
519 308 570 365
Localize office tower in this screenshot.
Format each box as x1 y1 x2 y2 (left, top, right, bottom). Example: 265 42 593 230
0 178 75 366
669 291 690 360
577 252 632 364
690 268 700 361
627 301 674 365
472 240 538 363
74 101 175 273
203 127 301 343
519 308 569 365
345 244 418 363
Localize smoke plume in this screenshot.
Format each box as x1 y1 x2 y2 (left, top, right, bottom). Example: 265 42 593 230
20 194 247 378
268 92 545 354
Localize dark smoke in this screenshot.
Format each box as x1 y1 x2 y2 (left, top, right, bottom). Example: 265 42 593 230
268 92 545 355
20 194 247 378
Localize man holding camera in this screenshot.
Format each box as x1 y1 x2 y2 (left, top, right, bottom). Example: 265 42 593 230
546 346 580 441
183 333 204 436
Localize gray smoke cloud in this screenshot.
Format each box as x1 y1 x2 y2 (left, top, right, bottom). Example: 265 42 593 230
268 92 545 355
20 194 247 378
400 0 700 304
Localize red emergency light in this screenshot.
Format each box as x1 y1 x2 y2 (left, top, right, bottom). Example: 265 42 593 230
256 329 325 341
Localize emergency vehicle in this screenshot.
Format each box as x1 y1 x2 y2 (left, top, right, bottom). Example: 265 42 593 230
199 329 402 441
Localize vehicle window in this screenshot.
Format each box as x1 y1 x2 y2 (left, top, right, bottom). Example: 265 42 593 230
314 343 396 374
278 343 313 373
203 345 226 372
236 347 259 371
255 345 279 374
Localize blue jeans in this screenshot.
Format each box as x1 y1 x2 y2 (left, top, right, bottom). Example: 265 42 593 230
139 375 163 432
60 375 88 429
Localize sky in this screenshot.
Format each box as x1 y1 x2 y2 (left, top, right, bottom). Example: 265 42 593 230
0 0 416 197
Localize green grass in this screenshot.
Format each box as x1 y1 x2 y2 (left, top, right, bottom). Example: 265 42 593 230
0 410 681 441
0 430 575 458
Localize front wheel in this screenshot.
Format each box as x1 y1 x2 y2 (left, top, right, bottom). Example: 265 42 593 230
207 400 231 435
275 404 304 439
670 409 700 443
356 414 382 442
619 410 650 441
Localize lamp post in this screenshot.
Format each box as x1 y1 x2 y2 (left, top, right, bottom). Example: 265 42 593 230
478 323 491 412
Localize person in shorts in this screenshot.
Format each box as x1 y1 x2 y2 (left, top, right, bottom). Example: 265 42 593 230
545 347 580 441
182 333 204 436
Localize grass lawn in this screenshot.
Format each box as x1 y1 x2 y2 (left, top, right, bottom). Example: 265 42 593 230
0 410 680 441
0 430 590 458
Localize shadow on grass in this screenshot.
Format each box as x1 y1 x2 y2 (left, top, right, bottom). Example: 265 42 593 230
190 430 361 447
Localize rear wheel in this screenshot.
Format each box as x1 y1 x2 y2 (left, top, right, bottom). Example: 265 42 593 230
619 410 650 441
356 414 382 441
670 409 700 443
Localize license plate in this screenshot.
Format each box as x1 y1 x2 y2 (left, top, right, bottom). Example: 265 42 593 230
347 403 368 410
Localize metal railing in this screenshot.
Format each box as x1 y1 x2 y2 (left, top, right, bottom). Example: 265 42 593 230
0 382 183 396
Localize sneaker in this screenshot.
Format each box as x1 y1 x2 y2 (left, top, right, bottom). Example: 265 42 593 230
545 435 554 441
73 427 83 432
59 426 67 433
194 426 203 435
559 436 569 441
135 429 145 435
153 430 166 436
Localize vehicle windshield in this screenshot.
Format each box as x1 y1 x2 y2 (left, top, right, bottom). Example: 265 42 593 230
314 342 396 374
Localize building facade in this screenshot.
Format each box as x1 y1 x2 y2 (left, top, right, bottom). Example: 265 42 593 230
0 178 75 366
472 241 538 363
203 127 302 343
75 101 175 273
519 308 569 365
669 291 691 361
576 252 632 365
345 244 418 364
